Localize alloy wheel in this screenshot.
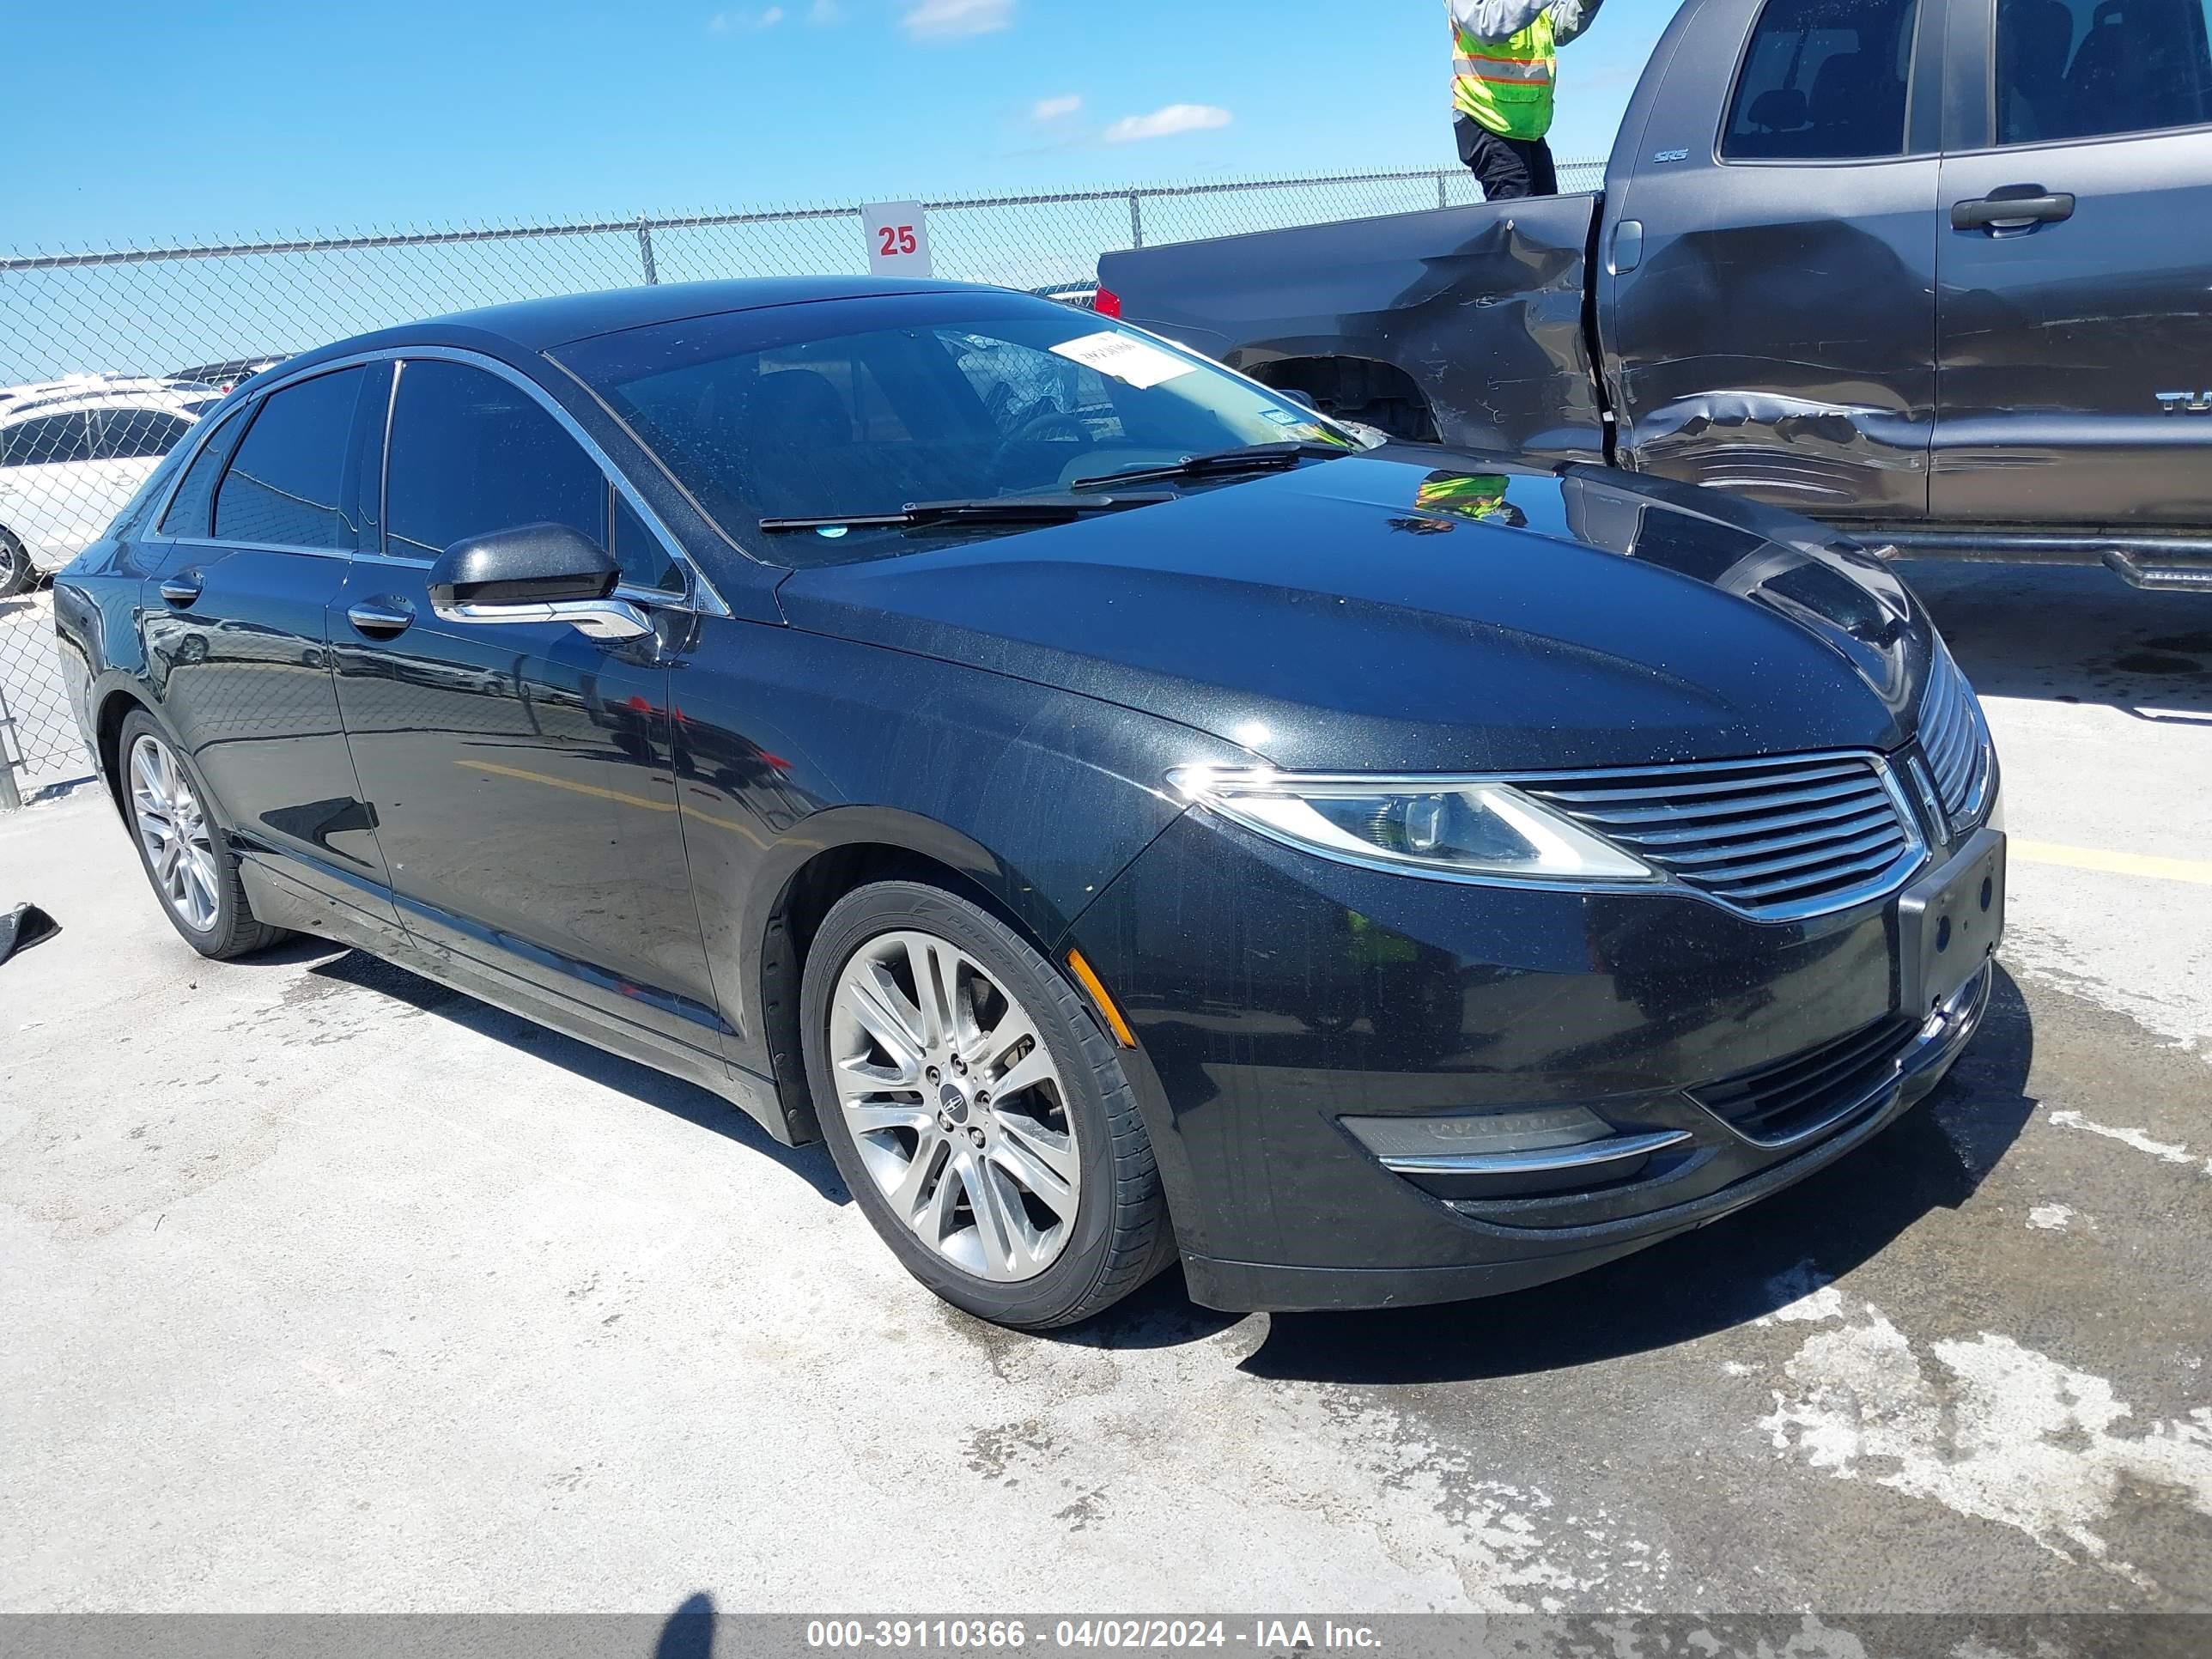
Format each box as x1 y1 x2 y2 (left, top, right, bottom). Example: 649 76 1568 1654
828 930 1081 1282
130 733 221 933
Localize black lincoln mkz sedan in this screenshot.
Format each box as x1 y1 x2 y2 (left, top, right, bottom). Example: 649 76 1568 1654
53 277 2003 1329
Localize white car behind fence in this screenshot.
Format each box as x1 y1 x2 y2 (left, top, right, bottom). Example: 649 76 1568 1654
0 376 222 597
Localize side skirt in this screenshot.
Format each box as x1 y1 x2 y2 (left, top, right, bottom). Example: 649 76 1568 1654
236 851 794 1144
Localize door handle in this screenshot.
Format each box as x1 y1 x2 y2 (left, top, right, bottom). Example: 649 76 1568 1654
158 573 203 607
346 598 415 639
1951 190 2075 231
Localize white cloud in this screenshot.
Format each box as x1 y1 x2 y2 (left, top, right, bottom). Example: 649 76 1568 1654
1103 103 1233 143
903 0 1012 40
1030 94 1083 121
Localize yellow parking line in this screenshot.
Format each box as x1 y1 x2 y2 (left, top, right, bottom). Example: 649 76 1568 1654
2011 839 2212 887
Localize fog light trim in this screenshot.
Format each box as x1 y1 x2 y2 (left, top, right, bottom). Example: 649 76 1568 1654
1341 1107 1696 1178
1370 1128 1693 1178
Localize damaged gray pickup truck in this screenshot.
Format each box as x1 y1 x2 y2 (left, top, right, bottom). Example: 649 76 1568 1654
1097 0 2212 588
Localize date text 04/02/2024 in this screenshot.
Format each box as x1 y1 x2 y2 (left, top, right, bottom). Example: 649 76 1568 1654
803 1620 1383 1651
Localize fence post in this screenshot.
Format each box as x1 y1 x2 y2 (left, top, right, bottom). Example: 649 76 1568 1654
0 684 21 812
1128 191 1145 250
1437 171 1450 210
636 219 659 285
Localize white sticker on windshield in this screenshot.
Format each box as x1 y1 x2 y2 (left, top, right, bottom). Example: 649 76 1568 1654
1049 331 1197 390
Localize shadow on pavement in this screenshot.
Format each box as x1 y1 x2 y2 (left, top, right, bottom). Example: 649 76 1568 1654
657 1593 717 1659
263 942 848 1204
220 917 2039 1373
1905 561 2212 722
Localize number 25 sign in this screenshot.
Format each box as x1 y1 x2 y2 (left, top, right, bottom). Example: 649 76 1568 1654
862 202 933 278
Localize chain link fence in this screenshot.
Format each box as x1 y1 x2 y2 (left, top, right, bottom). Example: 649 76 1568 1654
0 159 1603 805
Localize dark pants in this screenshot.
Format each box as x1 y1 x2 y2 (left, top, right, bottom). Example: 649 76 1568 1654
1455 116 1559 200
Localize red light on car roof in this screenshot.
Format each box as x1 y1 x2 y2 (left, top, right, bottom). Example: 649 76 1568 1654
1093 288 1122 319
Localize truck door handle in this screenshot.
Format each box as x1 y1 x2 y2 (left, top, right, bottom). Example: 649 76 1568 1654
346 598 415 640
1951 191 2075 231
157 573 203 607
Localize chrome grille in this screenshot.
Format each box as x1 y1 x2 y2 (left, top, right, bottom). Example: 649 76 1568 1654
1520 753 1923 920
1919 643 1993 826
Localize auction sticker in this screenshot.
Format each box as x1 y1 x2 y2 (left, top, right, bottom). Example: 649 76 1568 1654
1049 331 1195 389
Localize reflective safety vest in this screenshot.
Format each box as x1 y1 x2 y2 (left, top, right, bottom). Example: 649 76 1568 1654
1416 472 1512 520
1453 13 1557 142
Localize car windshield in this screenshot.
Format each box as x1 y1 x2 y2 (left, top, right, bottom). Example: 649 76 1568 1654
554 291 1361 565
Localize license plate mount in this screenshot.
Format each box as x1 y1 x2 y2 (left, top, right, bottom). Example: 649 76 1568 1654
1899 828 2007 1019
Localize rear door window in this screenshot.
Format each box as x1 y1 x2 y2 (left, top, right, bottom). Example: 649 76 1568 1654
1723 0 1923 159
160 407 248 537
1997 0 2212 143
214 368 367 549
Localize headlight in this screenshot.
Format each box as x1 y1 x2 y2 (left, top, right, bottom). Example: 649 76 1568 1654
1168 768 1660 884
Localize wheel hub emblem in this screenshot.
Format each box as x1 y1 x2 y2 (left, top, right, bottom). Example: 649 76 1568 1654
938 1084 969 1124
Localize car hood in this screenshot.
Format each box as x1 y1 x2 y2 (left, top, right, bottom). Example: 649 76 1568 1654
772 450 1935 774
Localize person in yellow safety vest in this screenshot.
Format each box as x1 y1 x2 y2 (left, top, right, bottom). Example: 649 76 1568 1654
1449 0 1607 200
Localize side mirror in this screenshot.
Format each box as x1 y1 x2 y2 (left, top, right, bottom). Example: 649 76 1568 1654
428 522 619 609
427 523 651 642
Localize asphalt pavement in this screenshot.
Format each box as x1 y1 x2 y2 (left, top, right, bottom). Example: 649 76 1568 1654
1 560 2207 1615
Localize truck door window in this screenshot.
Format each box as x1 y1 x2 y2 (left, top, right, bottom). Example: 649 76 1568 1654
1723 0 1922 160
1996 0 2212 143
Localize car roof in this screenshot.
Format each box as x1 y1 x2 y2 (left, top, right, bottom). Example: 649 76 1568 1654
3 374 181 408
284 276 1007 368
169 358 282 380
0 387 211 424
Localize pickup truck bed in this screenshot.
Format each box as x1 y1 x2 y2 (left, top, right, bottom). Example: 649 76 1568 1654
1099 192 1608 467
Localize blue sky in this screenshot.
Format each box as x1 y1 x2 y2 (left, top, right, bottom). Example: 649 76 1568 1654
10 0 1680 247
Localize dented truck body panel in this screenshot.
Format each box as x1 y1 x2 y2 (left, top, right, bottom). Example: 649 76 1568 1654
1099 0 2212 568
1594 0 1942 522
1099 193 1608 467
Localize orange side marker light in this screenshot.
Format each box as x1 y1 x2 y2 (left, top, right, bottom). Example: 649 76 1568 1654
1066 948 1138 1049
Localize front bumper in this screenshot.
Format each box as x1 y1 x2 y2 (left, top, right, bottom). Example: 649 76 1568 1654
1065 809 2000 1313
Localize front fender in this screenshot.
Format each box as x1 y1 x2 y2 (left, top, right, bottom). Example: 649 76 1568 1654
663 617 1249 1086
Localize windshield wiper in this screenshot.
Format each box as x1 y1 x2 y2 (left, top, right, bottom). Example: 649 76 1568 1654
1067 440 1352 493
759 491 1175 534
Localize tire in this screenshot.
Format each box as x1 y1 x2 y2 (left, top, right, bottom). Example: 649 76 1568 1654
801 880 1173 1329
116 709 287 960
0 531 32 599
